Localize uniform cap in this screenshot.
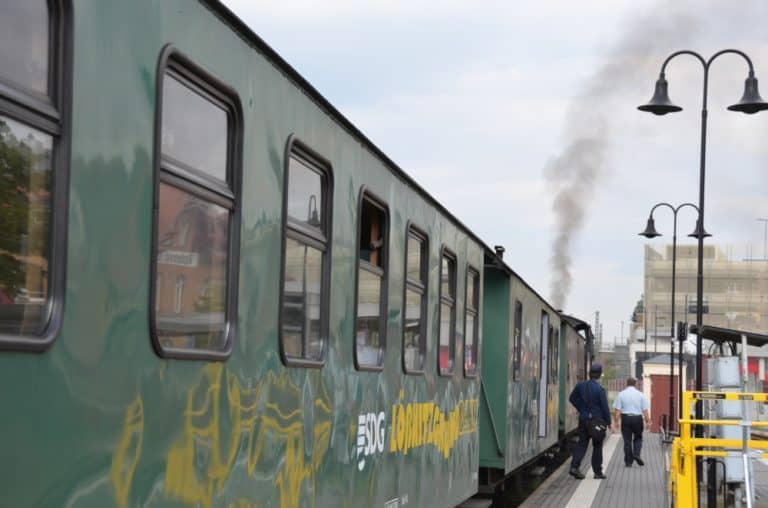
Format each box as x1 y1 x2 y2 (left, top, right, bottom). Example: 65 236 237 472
589 363 603 375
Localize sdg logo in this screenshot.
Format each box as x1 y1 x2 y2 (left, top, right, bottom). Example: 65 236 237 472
357 411 386 471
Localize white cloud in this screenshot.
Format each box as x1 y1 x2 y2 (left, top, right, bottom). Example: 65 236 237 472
222 0 768 344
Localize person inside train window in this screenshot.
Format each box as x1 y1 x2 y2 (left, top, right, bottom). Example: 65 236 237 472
355 194 388 369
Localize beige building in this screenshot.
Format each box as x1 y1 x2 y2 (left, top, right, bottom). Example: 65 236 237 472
643 244 768 336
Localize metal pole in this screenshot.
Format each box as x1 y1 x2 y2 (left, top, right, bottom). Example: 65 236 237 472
695 64 708 423
670 214 678 431
681 295 687 424
741 333 753 508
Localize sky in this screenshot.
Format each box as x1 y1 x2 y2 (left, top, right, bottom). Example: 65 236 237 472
221 0 768 345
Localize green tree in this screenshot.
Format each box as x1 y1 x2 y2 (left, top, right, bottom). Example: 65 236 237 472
630 294 644 324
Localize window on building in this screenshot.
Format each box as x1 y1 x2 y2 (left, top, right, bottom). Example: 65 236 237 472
439 249 457 375
403 226 427 373
512 300 523 381
355 192 388 370
152 50 241 359
0 0 67 348
464 266 480 377
280 140 331 366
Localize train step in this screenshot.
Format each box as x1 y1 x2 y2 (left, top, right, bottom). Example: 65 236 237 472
456 498 492 508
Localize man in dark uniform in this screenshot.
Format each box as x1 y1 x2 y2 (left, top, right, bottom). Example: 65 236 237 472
568 363 611 479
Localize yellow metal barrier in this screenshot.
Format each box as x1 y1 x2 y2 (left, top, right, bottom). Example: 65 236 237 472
670 391 768 507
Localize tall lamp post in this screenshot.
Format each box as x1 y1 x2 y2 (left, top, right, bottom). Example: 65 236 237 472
638 49 768 501
639 201 701 432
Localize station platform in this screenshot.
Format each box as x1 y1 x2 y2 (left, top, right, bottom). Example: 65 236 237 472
519 431 768 508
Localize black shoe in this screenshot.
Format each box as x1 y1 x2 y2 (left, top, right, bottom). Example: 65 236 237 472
569 468 585 480
594 473 607 479
634 456 644 466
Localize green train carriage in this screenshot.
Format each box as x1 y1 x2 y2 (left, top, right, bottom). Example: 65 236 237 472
0 1 595 506
478 256 591 487
559 314 592 438
0 1 485 507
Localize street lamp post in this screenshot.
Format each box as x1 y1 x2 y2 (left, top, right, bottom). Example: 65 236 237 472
639 48 768 501
640 201 700 432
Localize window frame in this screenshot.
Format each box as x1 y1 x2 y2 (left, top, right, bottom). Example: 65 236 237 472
149 45 243 361
512 300 523 382
463 265 480 378
277 135 333 368
402 222 428 375
438 246 457 377
353 187 389 372
0 0 71 352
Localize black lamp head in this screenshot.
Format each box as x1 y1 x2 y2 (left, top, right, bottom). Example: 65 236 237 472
688 219 712 239
638 76 683 115
639 217 661 238
308 209 321 227
727 72 768 114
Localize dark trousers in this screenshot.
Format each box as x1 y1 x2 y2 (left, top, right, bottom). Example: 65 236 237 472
571 418 604 474
620 414 644 464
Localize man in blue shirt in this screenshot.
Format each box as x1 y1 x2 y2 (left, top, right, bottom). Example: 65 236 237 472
568 363 611 479
612 377 650 467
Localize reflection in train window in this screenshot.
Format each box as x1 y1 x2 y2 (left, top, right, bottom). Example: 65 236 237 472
512 300 523 381
403 226 427 373
279 141 331 367
0 0 66 347
464 267 479 377
151 50 241 359
438 249 456 376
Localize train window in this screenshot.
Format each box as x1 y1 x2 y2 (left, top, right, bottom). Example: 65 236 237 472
438 249 456 376
279 139 332 367
354 191 388 370
403 225 427 374
151 48 242 360
512 300 523 381
161 75 228 182
550 328 559 379
1 1 49 94
464 266 480 377
547 325 555 380
0 0 67 350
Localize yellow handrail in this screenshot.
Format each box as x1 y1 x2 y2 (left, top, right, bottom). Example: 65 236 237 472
670 390 768 507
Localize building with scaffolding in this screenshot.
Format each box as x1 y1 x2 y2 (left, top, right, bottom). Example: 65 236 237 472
635 244 768 381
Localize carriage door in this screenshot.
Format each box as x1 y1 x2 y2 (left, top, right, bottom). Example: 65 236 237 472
538 311 550 437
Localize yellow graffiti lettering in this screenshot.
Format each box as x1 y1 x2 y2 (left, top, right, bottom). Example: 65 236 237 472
110 396 144 508
160 365 331 508
388 398 478 459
